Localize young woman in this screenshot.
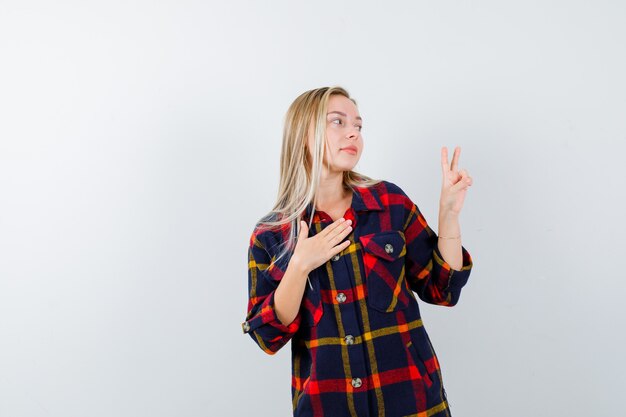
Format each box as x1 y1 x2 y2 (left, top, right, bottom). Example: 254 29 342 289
241 86 474 416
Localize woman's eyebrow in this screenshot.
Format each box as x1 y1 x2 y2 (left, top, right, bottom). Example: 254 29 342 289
327 111 362 121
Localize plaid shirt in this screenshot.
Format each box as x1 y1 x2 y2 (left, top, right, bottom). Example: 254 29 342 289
241 180 473 417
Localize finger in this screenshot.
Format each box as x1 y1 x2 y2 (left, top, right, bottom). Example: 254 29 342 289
441 146 449 176
298 220 308 240
331 239 352 257
452 172 472 192
451 146 460 172
325 220 353 244
459 169 472 186
318 216 347 237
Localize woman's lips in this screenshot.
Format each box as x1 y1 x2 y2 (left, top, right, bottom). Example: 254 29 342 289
341 148 357 155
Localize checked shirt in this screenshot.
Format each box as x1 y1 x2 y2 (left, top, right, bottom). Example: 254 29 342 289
241 179 473 417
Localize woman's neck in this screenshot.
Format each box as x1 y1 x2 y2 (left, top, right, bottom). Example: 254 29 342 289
315 174 351 213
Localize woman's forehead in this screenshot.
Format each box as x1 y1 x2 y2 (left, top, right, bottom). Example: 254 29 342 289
327 96 361 119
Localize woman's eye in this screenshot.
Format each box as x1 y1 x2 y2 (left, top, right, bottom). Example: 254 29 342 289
329 118 361 131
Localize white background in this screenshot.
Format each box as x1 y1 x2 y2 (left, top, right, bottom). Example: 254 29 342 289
1 1 625 416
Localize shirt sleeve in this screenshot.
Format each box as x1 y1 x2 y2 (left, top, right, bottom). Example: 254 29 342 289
241 229 302 355
402 197 473 307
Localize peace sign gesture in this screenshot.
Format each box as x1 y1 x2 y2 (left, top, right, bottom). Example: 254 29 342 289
440 146 473 215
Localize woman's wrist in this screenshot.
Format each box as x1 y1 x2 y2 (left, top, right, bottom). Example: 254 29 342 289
438 208 461 238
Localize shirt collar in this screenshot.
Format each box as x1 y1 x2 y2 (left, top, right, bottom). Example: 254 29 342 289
301 184 384 224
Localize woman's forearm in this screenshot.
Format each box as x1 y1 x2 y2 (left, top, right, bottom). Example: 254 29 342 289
437 208 463 271
274 258 309 326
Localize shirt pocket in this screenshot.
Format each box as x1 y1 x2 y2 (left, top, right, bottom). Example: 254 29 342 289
300 271 324 327
405 339 434 389
359 230 411 313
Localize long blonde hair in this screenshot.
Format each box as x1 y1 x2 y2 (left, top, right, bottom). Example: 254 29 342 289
257 86 382 265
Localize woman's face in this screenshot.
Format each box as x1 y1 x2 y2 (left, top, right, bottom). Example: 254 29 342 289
307 94 363 173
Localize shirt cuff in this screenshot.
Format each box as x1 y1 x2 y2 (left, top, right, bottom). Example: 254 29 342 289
242 290 302 336
433 244 473 291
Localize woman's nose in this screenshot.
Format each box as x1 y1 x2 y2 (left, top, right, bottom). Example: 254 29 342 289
346 127 359 139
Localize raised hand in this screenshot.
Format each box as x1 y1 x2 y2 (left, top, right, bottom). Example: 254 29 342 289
440 146 473 215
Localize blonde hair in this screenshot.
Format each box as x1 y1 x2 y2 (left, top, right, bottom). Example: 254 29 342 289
256 86 382 265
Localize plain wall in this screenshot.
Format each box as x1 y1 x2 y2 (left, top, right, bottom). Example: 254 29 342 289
1 1 625 416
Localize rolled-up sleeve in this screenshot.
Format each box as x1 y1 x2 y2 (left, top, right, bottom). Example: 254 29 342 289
402 199 473 307
241 230 301 355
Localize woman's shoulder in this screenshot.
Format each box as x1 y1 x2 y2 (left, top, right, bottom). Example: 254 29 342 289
365 179 411 201
382 179 406 193
248 212 292 252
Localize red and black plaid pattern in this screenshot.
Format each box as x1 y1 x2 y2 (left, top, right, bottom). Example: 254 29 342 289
242 180 473 416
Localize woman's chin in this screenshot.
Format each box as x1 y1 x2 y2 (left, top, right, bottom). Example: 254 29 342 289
330 163 358 173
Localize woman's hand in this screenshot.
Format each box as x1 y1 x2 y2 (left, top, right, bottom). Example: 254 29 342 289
291 217 353 275
440 146 473 215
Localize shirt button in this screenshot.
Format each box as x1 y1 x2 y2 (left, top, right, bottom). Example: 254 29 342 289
336 292 347 303
384 243 394 254
344 335 354 345
242 321 250 333
332 253 341 261
351 377 362 388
